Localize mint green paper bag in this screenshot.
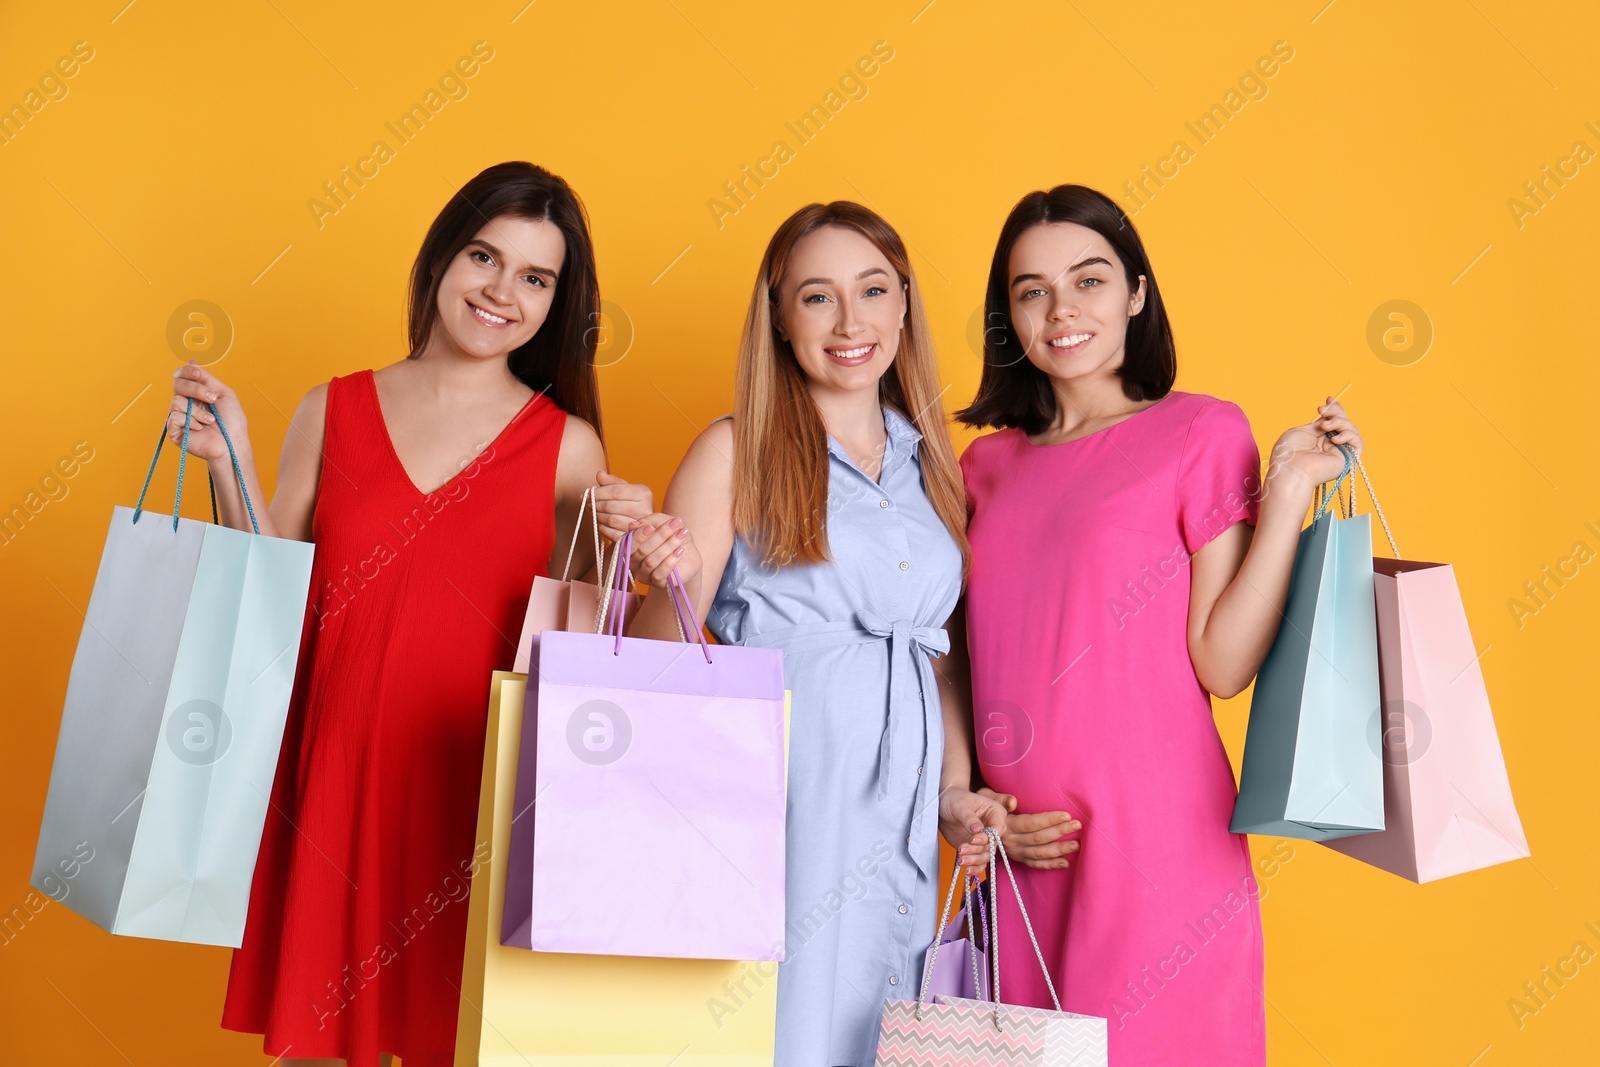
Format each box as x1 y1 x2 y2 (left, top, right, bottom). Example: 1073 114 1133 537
31 406 313 945
1231 455 1383 840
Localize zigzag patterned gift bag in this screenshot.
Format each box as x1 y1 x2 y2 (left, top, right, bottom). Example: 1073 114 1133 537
876 828 1109 1066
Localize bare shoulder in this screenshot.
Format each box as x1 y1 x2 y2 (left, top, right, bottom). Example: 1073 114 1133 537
295 381 330 422
558 413 605 466
282 381 330 453
685 417 735 473
555 413 606 498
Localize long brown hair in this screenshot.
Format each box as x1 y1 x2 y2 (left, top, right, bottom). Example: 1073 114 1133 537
733 202 970 573
405 161 604 437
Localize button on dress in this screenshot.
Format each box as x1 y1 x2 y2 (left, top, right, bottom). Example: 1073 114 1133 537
707 405 963 1066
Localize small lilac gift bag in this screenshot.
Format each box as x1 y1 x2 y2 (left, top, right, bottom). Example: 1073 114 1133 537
502 531 788 961
876 830 1108 1066
917 873 989 1001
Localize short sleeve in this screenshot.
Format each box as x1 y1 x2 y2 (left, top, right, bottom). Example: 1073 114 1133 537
1175 399 1262 554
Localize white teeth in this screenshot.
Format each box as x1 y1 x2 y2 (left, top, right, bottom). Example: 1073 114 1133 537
472 305 509 325
1049 333 1092 348
828 344 874 359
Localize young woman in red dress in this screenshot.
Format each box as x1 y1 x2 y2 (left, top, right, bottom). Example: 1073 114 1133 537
163 161 649 1067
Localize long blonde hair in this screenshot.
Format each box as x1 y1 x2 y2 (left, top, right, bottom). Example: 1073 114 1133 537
732 202 970 574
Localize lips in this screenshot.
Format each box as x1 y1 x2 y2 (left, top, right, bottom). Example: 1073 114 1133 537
824 342 876 365
1046 331 1093 354
468 300 514 327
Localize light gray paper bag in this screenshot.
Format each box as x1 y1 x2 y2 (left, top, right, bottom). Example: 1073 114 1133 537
31 407 313 946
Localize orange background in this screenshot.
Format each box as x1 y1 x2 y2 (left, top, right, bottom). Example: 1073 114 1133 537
2 1 1596 1063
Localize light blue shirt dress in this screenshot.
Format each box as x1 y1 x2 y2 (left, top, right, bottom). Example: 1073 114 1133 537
707 405 964 1066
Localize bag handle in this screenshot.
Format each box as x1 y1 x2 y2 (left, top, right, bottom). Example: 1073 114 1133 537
132 399 259 535
605 529 712 663
915 829 1062 1030
1308 436 1400 557
558 486 605 583
983 826 1062 1029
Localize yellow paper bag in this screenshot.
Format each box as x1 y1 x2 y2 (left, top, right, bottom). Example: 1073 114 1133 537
454 672 781 1066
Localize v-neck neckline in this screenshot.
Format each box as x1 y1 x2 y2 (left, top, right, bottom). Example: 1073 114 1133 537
364 369 542 498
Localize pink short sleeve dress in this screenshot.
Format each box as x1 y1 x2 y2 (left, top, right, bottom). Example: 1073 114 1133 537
961 391 1266 1067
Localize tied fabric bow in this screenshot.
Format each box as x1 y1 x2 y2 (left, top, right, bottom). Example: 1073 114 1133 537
857 609 950 802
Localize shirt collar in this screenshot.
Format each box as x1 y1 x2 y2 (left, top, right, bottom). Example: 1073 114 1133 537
826 405 923 473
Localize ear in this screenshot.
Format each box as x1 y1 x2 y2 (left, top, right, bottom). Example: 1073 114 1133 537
1128 275 1148 317
899 281 910 330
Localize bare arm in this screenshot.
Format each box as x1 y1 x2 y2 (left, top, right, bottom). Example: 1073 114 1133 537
548 415 609 582
1187 399 1363 698
626 419 736 640
935 600 978 795
169 363 323 541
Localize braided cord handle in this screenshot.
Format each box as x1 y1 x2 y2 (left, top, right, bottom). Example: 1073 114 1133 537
132 399 259 534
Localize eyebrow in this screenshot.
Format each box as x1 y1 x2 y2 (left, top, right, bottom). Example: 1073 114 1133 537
1010 255 1113 287
468 239 559 281
795 266 891 288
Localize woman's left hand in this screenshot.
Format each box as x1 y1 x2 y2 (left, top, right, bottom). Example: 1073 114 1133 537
1267 396 1364 492
939 787 1011 874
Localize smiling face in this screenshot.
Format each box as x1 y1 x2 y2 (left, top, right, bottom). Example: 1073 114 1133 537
1008 221 1147 387
774 224 907 396
432 214 567 361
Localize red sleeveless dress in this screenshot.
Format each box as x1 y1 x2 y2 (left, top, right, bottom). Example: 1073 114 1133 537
222 369 564 1066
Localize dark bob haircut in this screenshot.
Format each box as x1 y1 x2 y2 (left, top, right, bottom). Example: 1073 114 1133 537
956 184 1176 435
405 161 604 438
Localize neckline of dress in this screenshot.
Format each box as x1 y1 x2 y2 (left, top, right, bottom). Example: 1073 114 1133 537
1020 391 1179 449
364 368 545 498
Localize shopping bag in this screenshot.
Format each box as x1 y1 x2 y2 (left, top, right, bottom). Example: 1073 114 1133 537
876 829 1108 1066
454 671 780 1065
1322 463 1530 881
510 486 639 672
30 403 314 946
918 873 989 1001
503 531 788 960
1231 445 1384 840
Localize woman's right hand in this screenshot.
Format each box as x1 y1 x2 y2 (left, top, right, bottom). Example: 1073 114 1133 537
592 470 655 543
168 361 250 465
628 512 701 590
976 787 1082 870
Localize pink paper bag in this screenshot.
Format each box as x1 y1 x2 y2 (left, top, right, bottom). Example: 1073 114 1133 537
511 487 637 672
1323 555 1530 881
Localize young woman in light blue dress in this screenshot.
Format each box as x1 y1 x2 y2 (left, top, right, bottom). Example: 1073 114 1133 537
597 202 1007 1065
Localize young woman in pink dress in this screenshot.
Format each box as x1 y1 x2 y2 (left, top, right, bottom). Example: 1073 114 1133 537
953 184 1364 1065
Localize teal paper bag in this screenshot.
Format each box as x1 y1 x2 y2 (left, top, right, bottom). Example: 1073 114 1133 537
30 408 314 946
1231 466 1383 840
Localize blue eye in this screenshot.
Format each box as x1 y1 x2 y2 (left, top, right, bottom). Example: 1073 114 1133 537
864 285 887 297
803 292 830 304
1020 288 1046 300
1079 277 1101 288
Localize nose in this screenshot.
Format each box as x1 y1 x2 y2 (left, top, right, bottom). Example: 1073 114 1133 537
483 271 513 307
834 297 865 337
1048 293 1079 321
